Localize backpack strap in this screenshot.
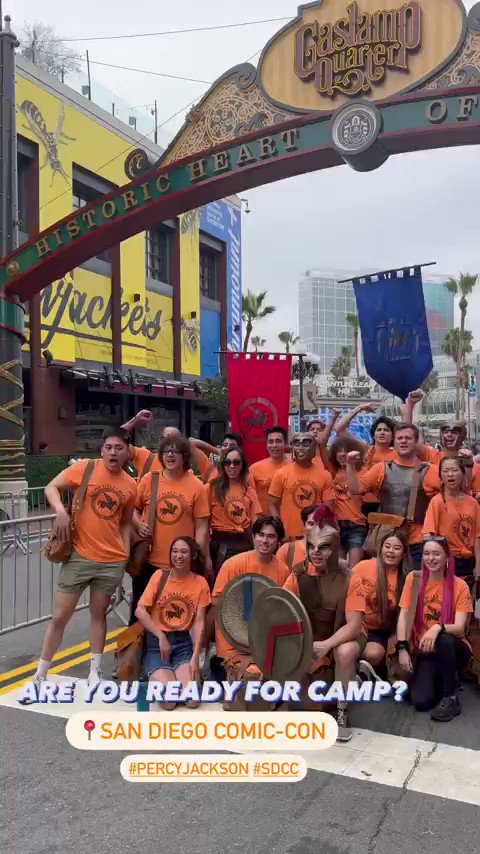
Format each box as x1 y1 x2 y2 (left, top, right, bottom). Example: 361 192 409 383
142 452 155 478
71 459 95 530
147 472 159 535
286 542 296 571
292 561 307 577
150 568 169 611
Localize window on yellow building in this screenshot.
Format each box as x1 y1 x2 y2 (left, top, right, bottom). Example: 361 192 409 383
72 178 110 263
146 224 170 283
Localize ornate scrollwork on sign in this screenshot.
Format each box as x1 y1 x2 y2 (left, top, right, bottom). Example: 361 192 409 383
124 148 152 180
160 65 295 166
425 18 480 90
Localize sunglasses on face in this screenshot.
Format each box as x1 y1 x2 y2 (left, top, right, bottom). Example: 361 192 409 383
422 536 447 544
224 459 241 467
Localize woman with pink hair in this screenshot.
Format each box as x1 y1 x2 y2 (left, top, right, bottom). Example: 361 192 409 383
396 536 473 721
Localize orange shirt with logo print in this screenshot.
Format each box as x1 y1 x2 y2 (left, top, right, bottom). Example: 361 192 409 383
283 566 366 615
62 459 136 563
359 460 440 544
351 558 400 631
399 572 472 643
212 550 289 660
207 481 261 533
137 472 209 569
250 457 287 514
332 468 366 524
130 445 163 480
139 569 211 633
417 446 480 493
422 493 480 558
269 462 335 538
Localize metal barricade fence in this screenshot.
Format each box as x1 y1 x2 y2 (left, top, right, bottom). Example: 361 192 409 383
0 515 90 636
0 487 72 520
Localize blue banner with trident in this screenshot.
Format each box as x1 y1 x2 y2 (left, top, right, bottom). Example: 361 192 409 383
353 269 433 402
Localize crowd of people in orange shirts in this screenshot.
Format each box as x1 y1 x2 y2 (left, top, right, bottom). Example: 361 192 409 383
26 390 479 742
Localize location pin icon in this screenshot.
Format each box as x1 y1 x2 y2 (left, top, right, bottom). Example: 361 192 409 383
84 719 95 742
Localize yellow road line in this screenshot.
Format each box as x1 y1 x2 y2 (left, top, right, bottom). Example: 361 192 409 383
0 641 117 696
0 629 122 684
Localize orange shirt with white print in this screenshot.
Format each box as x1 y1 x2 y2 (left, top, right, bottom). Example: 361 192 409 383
207 481 261 533
359 460 440 544
332 468 366 524
416 446 480 490
269 461 335 538
351 558 399 631
62 459 136 563
139 569 211 633
250 457 287 514
277 539 306 571
399 571 472 643
136 471 209 569
283 565 366 614
212 550 289 660
422 492 480 558
130 445 162 480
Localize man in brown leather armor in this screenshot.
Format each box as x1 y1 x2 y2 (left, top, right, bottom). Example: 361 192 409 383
284 520 366 742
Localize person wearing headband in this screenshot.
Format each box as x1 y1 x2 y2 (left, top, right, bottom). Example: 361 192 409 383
284 511 366 743
396 536 472 721
269 433 335 540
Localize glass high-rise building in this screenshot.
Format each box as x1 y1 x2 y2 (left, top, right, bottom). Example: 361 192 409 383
423 278 455 357
298 269 358 373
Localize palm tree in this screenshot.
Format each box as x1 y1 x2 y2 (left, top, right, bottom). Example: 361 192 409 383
442 329 473 418
346 312 360 378
278 331 300 353
242 290 276 351
330 345 353 380
251 336 266 352
444 273 478 418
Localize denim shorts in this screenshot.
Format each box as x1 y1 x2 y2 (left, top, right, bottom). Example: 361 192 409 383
142 630 193 677
338 521 367 551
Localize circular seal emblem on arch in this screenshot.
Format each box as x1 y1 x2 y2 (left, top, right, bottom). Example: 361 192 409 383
249 587 313 681
331 102 382 155
217 573 277 653
237 397 278 444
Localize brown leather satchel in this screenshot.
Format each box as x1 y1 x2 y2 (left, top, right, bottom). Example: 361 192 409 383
115 568 169 682
363 463 421 557
125 472 159 578
44 460 95 564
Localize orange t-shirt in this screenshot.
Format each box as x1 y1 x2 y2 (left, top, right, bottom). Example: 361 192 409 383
136 472 209 568
139 569 211 633
249 457 287 514
207 481 261 533
212 550 289 660
422 493 480 558
62 459 136 563
269 462 335 538
399 572 472 642
277 539 306 570
468 462 480 496
351 558 399 631
313 447 325 470
333 468 366 524
283 565 366 614
359 460 440 544
362 445 397 468
130 446 163 480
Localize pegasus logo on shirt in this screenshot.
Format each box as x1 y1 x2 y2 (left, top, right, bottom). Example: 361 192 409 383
159 595 194 630
90 487 123 520
292 480 317 509
156 493 187 525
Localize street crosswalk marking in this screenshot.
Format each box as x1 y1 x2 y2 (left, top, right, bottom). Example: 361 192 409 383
1 675 480 805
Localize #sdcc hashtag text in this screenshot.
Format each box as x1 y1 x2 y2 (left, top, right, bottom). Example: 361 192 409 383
18 678 408 705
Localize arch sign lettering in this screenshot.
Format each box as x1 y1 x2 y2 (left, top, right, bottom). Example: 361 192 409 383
2 0 480 303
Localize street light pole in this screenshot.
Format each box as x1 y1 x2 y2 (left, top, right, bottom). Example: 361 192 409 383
298 353 305 426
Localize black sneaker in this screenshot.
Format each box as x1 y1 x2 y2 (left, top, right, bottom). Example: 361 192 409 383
336 707 352 742
430 696 461 722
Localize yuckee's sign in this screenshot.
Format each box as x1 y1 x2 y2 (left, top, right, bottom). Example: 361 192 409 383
258 0 466 113
295 1 421 97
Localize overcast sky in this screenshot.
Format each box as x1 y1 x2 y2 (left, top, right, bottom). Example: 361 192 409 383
8 0 480 350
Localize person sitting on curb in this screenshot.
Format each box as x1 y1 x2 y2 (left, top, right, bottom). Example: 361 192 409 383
396 536 473 722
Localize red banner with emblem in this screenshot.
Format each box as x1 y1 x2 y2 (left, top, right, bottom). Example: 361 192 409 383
227 352 292 464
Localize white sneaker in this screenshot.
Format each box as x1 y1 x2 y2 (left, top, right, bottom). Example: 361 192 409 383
19 676 44 705
87 669 104 687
